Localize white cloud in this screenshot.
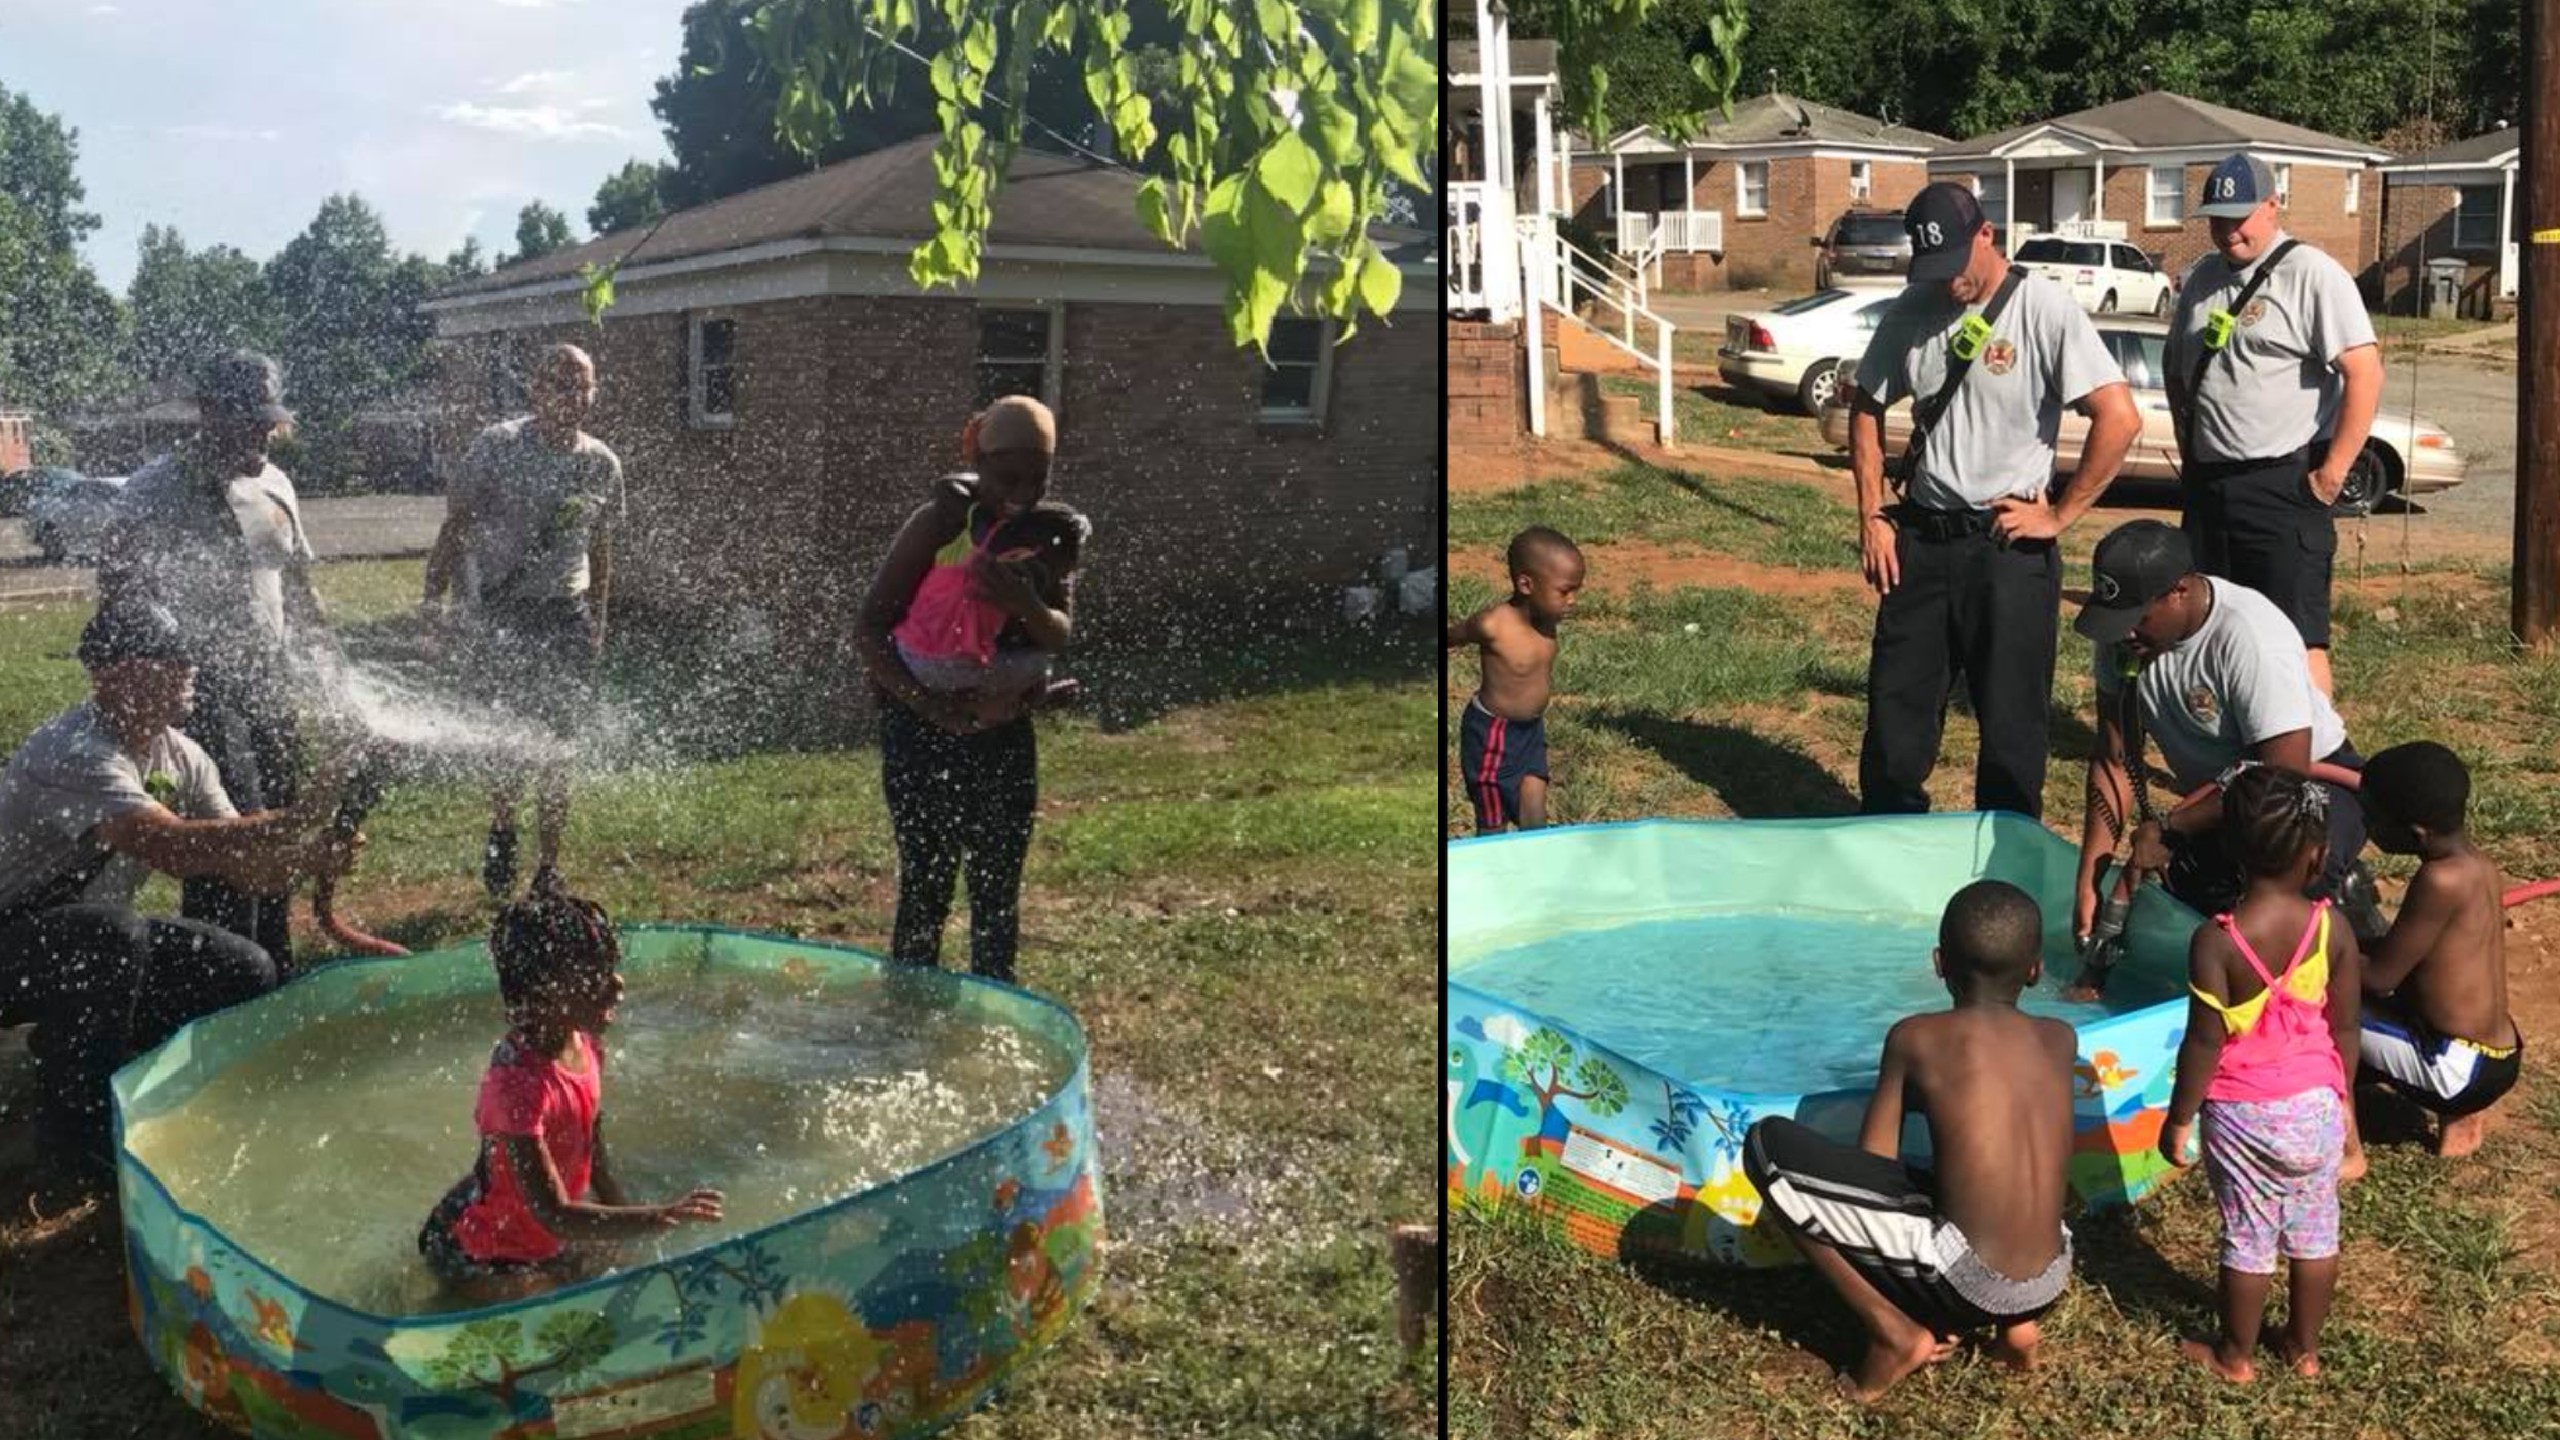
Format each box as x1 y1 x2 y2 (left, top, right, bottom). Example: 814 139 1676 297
491 0 581 7
167 124 283 143
433 102 626 141
498 69 574 94
89 4 121 13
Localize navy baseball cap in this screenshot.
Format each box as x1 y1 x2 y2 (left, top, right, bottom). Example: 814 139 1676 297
77 600 192 668
2197 154 2279 219
2074 521 2196 643
196 350 294 426
1904 182 1988 282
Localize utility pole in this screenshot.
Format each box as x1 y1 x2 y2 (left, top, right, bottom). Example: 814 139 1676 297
2514 0 2560 644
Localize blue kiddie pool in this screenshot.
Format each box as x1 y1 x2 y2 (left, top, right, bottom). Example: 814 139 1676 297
1447 814 2203 1266
114 926 1102 1439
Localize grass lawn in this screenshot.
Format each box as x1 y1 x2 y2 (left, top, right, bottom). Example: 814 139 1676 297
1448 466 2560 1438
1599 375 1818 454
0 560 1439 1439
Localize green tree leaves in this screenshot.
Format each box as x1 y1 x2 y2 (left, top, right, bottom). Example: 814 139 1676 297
588 159 672 236
511 201 578 264
744 0 1430 351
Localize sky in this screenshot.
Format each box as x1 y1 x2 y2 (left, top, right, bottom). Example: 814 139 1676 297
0 0 694 293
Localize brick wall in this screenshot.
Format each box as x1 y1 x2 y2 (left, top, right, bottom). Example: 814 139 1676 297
1449 319 1525 446
2093 160 2377 286
0 415 31 475
2379 180 2510 318
435 294 1436 708
1572 153 1928 292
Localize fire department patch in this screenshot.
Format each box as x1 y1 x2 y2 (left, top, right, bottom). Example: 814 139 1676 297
2186 684 2222 729
1982 339 2017 376
2240 298 2269 328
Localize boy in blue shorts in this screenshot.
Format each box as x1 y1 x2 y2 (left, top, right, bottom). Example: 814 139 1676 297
1446 527 1582 831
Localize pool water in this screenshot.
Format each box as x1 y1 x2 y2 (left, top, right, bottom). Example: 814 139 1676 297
1456 910 2182 1095
123 969 1074 1316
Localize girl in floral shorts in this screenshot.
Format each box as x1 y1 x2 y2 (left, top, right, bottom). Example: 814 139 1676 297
2158 764 2366 1383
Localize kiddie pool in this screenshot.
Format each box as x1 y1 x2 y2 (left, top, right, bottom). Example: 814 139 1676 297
114 926 1103 1440
1447 814 2201 1267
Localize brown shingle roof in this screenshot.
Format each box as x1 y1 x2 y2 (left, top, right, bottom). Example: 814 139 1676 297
1933 91 2387 161
437 136 1188 300
2382 127 2519 170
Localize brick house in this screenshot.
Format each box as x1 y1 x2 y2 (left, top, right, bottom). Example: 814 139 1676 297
0 410 29 475
1929 92 2388 288
2378 128 2520 318
421 136 1436 705
1572 95 1948 290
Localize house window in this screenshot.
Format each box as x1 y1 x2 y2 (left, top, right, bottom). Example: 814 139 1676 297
1737 161 1768 218
1972 172 2008 226
2274 163 2291 210
688 315 736 428
1849 160 1872 202
2346 170 2360 215
976 306 1062 410
1259 316 1333 424
2147 165 2185 226
2455 185 2501 251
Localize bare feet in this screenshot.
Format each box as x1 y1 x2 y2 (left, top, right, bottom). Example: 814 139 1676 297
1839 1330 1957 1402
1991 1320 2042 1372
2435 1111 2487 1159
2179 1336 2255 1384
2338 1141 2368 1184
2272 1330 2322 1378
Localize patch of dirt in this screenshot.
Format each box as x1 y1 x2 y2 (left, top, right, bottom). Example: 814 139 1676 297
1446 438 1629 492
1581 540 1861 600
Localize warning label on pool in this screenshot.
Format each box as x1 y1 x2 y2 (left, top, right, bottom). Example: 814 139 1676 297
1561 1127 1681 1206
550 1366 720 1437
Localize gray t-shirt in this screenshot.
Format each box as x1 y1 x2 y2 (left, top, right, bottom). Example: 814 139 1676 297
2168 232 2379 464
108 451 315 668
1852 271 2123 511
0 703 235 913
452 418 626 607
2092 577 2348 791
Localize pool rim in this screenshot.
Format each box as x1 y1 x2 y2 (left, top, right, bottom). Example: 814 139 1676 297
112 920 1094 1332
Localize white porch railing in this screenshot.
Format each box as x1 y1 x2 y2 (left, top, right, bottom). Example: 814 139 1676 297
1544 227 1676 447
1615 209 1724 257
2505 240 2520 300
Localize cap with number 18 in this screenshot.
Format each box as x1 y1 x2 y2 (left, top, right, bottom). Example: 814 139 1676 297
1903 182 1987 283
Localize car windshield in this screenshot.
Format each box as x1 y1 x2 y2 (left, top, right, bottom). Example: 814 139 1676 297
1772 289 1854 315
1834 216 1907 247
2016 238 2068 262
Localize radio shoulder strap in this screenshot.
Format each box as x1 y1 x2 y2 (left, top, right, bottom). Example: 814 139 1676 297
2177 238 2299 460
1898 265 2028 493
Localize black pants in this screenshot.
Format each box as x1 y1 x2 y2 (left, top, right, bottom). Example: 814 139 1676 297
1859 520 2060 820
180 660 300 969
0 903 275 1161
2161 746 2369 916
880 699 1038 985
2181 443 2337 648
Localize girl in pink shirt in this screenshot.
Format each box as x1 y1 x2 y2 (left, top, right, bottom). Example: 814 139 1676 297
2159 765 2366 1383
418 886 723 1303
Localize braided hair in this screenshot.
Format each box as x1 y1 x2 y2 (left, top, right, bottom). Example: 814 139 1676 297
490 883 619 1011
2222 764 2331 880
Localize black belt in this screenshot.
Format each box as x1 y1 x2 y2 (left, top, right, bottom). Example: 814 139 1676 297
2189 440 2328 482
1886 504 1994 541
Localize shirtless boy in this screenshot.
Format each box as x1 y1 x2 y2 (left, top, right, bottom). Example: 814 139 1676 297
1744 880 2077 1401
1446 527 1583 832
2355 741 2521 1158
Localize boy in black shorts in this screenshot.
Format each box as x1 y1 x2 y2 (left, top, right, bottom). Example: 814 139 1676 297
2355 742 2522 1158
1445 527 1582 831
1744 880 2077 1401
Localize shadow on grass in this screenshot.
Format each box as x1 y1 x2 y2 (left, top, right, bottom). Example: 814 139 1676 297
2062 1203 2218 1335
1613 1228 1871 1380
1592 709 1857 817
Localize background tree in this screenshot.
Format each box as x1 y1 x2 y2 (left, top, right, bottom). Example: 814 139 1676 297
441 235 491 282
588 159 672 235
122 225 276 385
262 194 437 491
0 85 127 427
509 201 578 264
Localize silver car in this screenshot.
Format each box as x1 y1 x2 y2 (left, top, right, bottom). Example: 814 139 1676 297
24 470 127 563
1816 317 2464 516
